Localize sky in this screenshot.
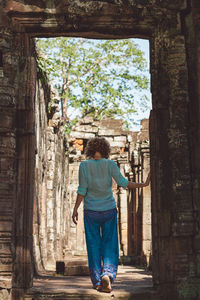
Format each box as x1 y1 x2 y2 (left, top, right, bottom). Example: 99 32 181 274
67 37 151 131
130 38 151 130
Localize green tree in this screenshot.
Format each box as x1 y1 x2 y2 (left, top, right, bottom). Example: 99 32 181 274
36 37 150 129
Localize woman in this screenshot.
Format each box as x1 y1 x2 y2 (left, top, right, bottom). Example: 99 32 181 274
72 137 150 293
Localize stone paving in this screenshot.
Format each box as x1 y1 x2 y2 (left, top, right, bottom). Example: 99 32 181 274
24 265 157 299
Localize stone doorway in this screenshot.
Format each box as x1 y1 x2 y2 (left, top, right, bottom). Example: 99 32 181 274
0 1 199 300
30 40 153 297
32 34 152 279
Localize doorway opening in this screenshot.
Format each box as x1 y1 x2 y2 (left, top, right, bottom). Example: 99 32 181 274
32 36 152 293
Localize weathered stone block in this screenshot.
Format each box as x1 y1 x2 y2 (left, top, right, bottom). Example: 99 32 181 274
143 212 152 225
193 235 200 252
0 201 12 211
0 221 12 232
104 137 114 142
0 110 14 132
109 141 126 147
143 240 152 253
81 116 94 123
92 121 100 127
0 135 15 149
100 119 123 130
114 136 127 142
0 277 12 289
70 131 95 139
110 147 120 154
46 180 53 190
143 224 152 240
98 129 122 136
0 289 10 300
121 223 128 230
74 125 98 133
0 262 12 272
127 134 133 142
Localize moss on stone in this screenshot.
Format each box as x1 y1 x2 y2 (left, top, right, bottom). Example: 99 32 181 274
178 278 200 299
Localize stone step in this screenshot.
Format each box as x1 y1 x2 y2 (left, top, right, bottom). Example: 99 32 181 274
64 256 89 275
24 287 159 300
65 265 89 276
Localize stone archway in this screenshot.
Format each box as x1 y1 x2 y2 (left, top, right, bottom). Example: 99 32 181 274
0 1 200 299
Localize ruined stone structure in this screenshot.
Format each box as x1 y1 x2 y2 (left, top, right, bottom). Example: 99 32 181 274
67 116 151 267
0 1 200 299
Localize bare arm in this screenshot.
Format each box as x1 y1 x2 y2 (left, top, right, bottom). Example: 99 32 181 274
72 194 84 225
127 171 151 189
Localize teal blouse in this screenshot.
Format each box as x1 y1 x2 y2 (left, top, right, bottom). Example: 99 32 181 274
77 158 129 211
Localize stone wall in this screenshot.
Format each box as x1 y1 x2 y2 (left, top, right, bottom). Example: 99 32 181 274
0 28 16 290
67 116 151 267
0 28 37 298
33 75 69 273
1 1 200 299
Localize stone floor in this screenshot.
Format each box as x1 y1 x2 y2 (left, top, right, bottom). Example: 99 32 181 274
24 265 159 299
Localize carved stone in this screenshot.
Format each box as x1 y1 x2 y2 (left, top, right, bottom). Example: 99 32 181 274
0 1 199 299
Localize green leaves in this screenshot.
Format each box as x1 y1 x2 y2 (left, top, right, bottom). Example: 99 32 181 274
36 37 150 129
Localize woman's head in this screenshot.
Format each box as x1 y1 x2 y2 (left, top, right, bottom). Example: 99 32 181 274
84 137 111 159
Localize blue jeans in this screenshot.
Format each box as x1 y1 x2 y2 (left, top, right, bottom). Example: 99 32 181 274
84 207 119 287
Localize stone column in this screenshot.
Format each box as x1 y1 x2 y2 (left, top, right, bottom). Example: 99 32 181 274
150 28 194 297
12 39 36 291
136 120 151 267
0 26 17 297
141 147 151 267
0 23 36 299
117 157 129 256
180 2 200 296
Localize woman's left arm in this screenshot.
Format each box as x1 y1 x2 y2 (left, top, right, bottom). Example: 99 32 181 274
72 194 84 225
127 171 151 189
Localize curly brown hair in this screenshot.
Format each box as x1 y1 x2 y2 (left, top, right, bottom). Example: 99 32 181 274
84 137 111 159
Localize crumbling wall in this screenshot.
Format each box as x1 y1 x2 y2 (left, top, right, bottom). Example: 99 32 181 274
33 73 69 273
